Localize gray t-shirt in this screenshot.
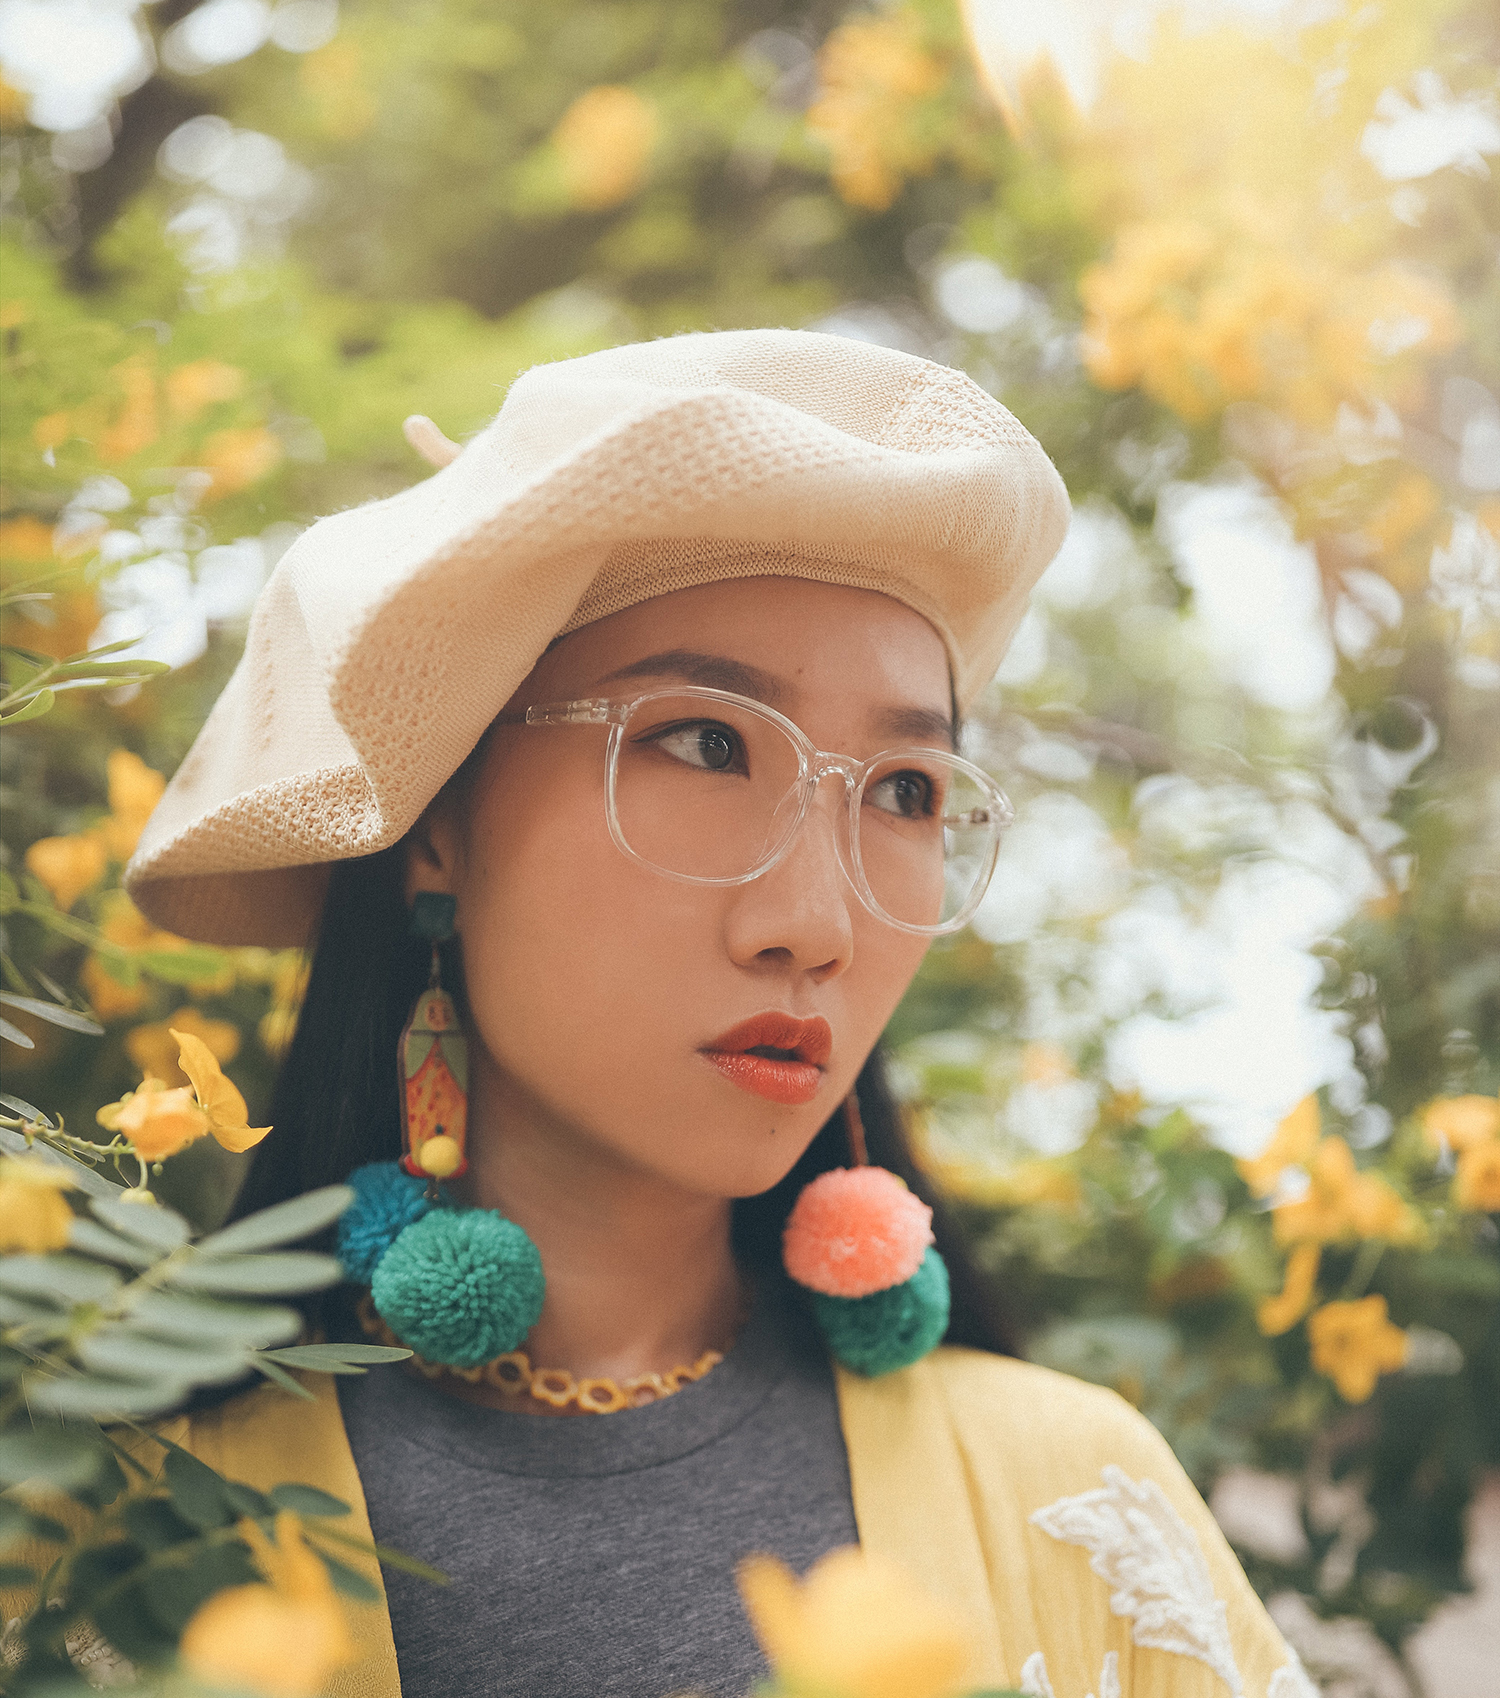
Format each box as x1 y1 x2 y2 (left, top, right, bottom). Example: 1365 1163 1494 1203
339 1286 860 1698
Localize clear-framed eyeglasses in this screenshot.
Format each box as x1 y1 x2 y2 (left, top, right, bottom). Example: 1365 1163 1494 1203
496 685 1013 936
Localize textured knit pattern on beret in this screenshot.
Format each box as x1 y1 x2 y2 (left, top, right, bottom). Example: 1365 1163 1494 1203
126 328 1070 946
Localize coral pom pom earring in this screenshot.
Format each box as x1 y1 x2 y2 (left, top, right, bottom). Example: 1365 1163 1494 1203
783 1093 950 1376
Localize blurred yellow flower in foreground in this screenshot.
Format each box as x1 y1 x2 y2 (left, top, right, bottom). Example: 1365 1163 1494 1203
738 1547 970 1698
1257 1241 1320 1338
1455 1142 1500 1213
97 1078 210 1161
173 1026 271 1152
1422 1094 1500 1153
0 1156 76 1252
1238 1095 1321 1197
126 1007 241 1087
553 85 658 211
80 955 150 1022
1308 1296 1408 1404
180 1511 355 1698
24 832 108 912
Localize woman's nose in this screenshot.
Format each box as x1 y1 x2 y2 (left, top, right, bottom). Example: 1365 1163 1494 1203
722 776 855 979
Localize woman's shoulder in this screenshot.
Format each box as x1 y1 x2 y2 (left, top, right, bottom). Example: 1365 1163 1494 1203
924 1344 1178 1471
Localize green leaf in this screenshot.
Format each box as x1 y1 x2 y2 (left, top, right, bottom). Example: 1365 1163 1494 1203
140 1537 259 1634
25 1372 189 1419
68 1219 159 1268
91 1195 191 1251
310 1545 381 1603
268 1482 351 1518
256 1343 410 1372
48 658 172 680
223 1481 273 1518
0 1090 55 1127
0 1426 105 1490
0 1561 35 1587
250 1355 317 1399
0 688 57 724
0 993 104 1036
0 1127 122 1199
197 1185 355 1256
164 1447 235 1530
133 946 234 985
0 1017 35 1049
121 1496 197 1554
0 1254 122 1305
0 1290 67 1328
315 1521 449 1585
126 1288 301 1346
77 1328 252 1386
166 1250 343 1295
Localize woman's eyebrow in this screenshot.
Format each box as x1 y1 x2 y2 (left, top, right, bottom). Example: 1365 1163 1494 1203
597 648 956 749
596 649 786 703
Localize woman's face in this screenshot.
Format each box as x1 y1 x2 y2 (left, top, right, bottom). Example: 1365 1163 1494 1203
408 576 951 1201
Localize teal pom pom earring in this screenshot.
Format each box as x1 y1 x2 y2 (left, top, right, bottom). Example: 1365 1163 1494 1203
335 893 548 1370
371 1209 545 1367
782 1093 950 1376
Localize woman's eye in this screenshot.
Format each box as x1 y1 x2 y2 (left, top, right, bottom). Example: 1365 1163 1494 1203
868 769 936 819
645 721 746 773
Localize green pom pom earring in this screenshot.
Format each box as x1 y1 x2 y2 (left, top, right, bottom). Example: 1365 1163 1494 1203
338 895 548 1370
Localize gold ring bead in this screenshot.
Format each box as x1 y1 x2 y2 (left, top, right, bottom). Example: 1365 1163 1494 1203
486 1353 532 1394
577 1378 630 1414
530 1368 578 1408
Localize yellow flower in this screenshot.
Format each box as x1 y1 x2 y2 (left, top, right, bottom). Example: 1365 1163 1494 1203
172 1027 271 1152
165 358 244 420
1308 1296 1407 1403
0 1156 76 1252
1238 1095 1321 1198
807 14 947 211
1454 1142 1500 1213
1272 1136 1417 1247
97 1078 211 1162
552 86 658 211
79 955 150 1022
98 353 159 463
199 425 284 498
180 1511 356 1698
100 749 166 861
738 1547 971 1698
1257 1242 1320 1338
23 832 108 913
1422 1094 1500 1154
126 1008 241 1088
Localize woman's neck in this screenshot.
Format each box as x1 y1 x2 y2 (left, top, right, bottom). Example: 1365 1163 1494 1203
447 1068 748 1405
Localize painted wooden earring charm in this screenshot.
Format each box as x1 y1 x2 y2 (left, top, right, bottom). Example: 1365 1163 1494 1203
399 892 468 1181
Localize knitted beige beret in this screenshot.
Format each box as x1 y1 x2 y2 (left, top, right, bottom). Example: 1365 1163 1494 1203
125 328 1069 946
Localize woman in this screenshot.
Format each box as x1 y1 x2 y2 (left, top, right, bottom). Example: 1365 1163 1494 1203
129 329 1310 1698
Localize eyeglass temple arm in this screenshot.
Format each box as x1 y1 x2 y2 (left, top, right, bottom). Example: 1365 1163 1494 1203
491 699 619 728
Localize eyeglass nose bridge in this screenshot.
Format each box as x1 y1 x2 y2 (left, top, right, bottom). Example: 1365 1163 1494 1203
751 752 867 900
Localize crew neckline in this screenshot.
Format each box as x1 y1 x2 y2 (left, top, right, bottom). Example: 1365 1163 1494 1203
339 1286 821 1480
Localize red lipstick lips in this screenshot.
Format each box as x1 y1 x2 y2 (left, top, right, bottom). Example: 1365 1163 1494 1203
699 1012 833 1106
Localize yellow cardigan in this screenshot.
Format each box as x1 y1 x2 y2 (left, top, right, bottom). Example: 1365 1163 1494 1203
132 1348 1308 1698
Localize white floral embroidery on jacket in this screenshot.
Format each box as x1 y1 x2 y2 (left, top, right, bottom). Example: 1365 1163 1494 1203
1020 1649 1121 1698
1029 1464 1244 1696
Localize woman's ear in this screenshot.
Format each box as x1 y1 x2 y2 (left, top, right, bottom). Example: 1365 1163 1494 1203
403 800 463 907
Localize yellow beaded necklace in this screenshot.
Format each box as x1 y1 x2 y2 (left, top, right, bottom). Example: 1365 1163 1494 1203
357 1293 727 1415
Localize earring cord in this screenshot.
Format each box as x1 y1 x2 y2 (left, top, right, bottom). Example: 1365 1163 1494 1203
843 1092 869 1168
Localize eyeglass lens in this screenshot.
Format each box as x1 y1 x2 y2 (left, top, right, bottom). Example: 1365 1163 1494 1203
609 692 1001 930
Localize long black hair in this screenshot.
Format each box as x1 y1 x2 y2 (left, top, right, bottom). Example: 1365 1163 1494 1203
233 842 1019 1357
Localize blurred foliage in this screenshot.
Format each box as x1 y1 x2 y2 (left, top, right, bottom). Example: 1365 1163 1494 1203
2 0 1498 1691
